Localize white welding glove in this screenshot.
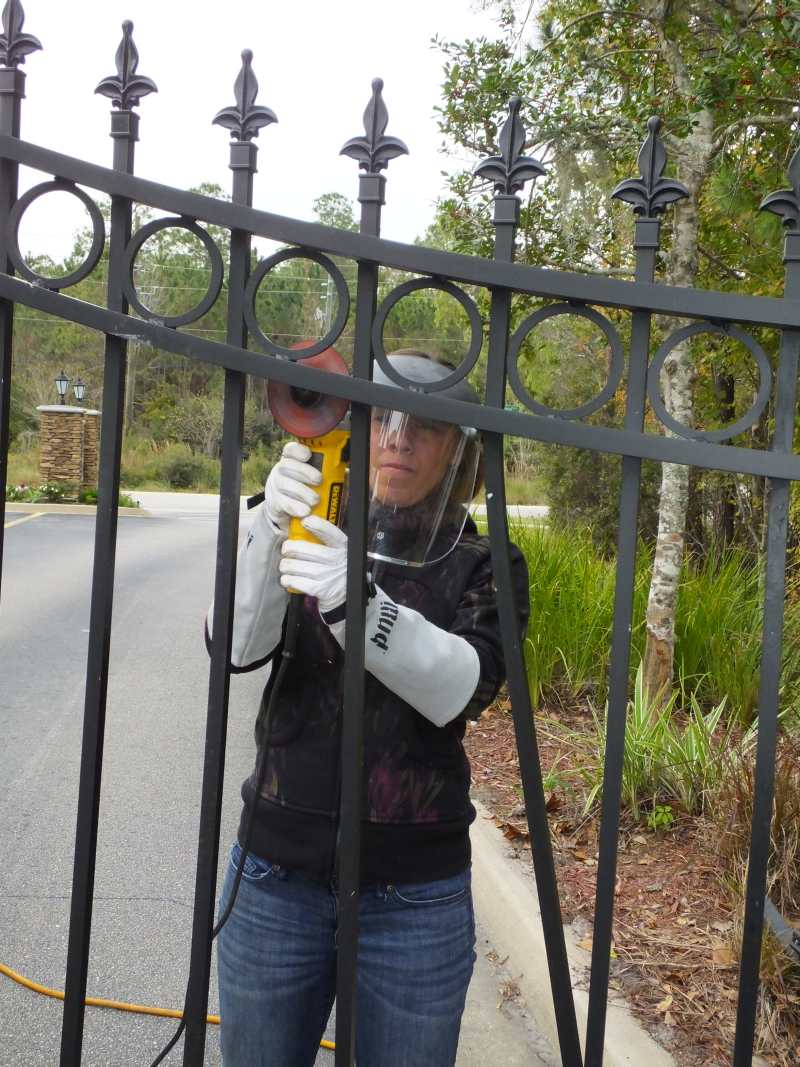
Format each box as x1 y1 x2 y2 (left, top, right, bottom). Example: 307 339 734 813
279 514 348 614
284 518 481 726
207 441 322 670
263 440 322 535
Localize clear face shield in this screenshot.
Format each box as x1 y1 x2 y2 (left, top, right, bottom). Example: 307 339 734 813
366 407 481 568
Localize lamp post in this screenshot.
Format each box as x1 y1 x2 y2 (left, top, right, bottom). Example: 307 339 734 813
73 378 86 403
55 369 70 404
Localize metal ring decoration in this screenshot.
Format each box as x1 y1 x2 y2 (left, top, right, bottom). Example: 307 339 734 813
647 322 772 442
7 180 105 290
243 247 350 358
507 303 625 419
121 216 225 328
371 278 483 392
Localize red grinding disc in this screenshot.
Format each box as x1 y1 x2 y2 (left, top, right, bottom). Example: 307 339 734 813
268 342 350 438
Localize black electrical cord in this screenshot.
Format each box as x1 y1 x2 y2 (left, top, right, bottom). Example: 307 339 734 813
149 593 303 1067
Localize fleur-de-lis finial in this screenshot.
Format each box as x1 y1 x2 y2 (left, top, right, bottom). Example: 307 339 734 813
95 20 157 110
760 145 800 233
212 50 277 142
473 96 546 195
340 78 409 174
612 116 688 217
0 0 41 69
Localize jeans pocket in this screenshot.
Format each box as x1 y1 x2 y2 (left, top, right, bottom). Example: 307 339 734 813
229 842 279 884
390 869 470 906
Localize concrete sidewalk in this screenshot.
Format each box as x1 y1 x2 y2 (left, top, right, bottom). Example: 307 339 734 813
471 799 676 1067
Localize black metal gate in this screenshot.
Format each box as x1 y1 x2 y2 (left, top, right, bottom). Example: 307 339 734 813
1 6 798 1066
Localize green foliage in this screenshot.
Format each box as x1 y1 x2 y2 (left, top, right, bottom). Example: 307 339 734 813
513 522 800 726
312 192 357 232
117 436 279 494
161 449 217 490
433 0 799 558
581 664 751 824
536 445 661 554
646 804 675 833
5 481 139 508
9 390 36 445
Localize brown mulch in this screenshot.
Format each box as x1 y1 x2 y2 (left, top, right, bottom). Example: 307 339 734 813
464 695 799 1067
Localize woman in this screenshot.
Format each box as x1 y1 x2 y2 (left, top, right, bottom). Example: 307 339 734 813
210 351 529 1066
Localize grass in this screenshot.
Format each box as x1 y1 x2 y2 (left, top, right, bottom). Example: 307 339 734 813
6 446 40 486
507 522 800 727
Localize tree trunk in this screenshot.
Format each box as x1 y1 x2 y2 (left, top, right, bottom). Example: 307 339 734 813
642 115 713 705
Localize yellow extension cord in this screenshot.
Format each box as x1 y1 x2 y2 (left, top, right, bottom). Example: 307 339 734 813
0 962 336 1052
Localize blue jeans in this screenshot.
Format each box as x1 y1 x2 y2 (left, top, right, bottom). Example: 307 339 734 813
216 841 476 1067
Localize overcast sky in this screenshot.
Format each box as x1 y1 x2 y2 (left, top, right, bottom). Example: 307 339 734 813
14 0 501 259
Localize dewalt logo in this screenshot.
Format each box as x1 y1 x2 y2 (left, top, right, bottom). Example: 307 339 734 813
327 482 343 525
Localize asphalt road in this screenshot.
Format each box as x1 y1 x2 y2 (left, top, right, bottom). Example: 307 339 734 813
0 505 556 1067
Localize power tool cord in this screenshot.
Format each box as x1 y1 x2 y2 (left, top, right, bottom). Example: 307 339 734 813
0 596 335 1061
149 592 304 1066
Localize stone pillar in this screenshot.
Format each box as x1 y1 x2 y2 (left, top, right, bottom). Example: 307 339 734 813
80 410 100 490
36 405 101 494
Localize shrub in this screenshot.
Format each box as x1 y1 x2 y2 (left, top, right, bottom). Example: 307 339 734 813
163 451 212 489
120 438 219 491
581 664 749 823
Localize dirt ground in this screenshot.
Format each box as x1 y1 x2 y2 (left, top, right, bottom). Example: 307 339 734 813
463 696 800 1067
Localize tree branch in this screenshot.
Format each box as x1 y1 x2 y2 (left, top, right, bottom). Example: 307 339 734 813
712 113 794 154
595 47 660 63
538 8 656 53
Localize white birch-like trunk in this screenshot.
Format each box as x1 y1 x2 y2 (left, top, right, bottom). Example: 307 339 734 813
642 116 713 702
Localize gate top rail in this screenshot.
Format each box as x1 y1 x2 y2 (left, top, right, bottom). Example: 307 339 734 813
4 132 800 332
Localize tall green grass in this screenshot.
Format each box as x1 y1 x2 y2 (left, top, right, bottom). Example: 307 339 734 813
511 522 800 726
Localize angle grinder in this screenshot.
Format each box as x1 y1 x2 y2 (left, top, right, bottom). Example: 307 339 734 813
249 343 351 545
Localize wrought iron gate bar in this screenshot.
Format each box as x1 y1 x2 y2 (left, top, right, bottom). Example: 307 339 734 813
182 51 264 1063
0 59 24 601
585 204 669 1065
60 53 145 1063
333 86 399 1062
5 133 800 329
480 115 583 1066
732 231 800 1066
2 271 798 487
3 273 800 491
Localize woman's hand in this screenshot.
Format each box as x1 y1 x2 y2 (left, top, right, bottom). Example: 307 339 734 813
264 441 322 534
279 515 348 613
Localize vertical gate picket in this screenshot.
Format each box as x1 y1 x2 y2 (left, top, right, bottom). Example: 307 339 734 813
60 20 156 1066
585 119 688 1066
477 98 584 1067
0 0 38 599
181 50 274 1066
335 78 407 1067
732 165 800 1067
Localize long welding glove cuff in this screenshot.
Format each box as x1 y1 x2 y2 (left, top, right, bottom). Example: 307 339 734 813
323 589 480 727
207 506 288 670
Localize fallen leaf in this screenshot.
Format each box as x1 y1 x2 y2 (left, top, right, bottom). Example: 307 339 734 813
712 944 736 967
656 995 674 1012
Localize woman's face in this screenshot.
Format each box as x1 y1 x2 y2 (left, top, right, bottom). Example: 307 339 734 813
370 409 459 507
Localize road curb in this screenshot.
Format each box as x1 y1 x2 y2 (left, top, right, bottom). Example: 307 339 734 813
470 797 676 1067
5 503 150 517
